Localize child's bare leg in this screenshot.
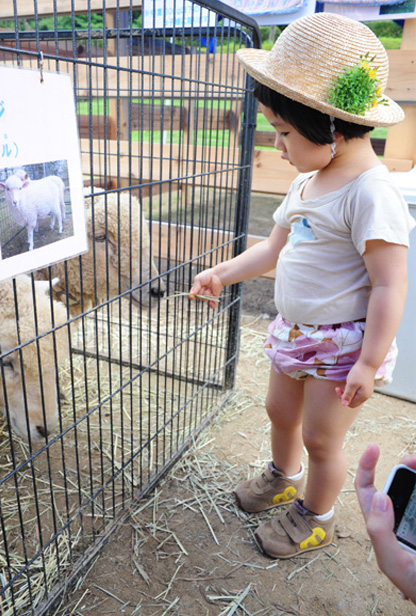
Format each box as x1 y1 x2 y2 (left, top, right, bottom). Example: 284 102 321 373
302 376 362 514
233 369 305 513
265 369 305 476
254 376 361 558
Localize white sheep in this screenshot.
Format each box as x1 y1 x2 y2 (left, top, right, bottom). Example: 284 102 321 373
34 189 165 315
0 172 66 251
0 275 69 442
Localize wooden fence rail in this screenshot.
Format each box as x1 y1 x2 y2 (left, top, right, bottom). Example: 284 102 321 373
2 9 414 280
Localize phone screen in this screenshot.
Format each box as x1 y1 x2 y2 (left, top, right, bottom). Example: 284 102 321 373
397 484 416 548
387 466 416 551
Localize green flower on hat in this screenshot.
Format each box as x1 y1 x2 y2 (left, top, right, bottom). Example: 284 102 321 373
328 53 389 116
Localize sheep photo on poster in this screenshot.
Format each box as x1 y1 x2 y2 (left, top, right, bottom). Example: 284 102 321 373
0 160 72 256
0 66 87 281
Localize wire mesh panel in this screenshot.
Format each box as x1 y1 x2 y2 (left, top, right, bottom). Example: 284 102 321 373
0 1 260 614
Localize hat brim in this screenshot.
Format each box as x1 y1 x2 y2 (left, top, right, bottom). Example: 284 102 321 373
237 47 404 128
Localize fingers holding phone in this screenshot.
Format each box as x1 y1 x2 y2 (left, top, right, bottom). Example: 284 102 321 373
356 445 416 604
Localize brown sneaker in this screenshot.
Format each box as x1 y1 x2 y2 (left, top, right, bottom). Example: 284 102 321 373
233 463 305 513
255 499 335 559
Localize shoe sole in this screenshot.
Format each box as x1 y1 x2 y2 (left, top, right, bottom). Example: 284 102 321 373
233 491 304 514
255 531 333 559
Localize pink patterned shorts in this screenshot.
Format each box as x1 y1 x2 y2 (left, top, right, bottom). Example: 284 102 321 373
264 315 397 386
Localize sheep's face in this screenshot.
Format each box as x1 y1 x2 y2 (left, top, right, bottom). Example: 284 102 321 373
0 174 28 209
102 229 164 305
87 197 166 306
0 332 60 442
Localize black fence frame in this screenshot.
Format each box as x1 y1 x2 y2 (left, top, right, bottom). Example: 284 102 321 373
0 2 261 614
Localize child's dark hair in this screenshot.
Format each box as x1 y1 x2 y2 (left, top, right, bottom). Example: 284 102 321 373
253 82 372 144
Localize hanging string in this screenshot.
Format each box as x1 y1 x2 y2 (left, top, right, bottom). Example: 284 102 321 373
329 115 336 159
38 51 44 83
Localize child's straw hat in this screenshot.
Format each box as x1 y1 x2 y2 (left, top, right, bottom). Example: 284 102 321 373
236 13 404 127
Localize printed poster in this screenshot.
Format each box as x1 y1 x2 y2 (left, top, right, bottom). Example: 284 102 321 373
0 66 87 281
320 0 416 21
221 0 316 25
143 0 217 28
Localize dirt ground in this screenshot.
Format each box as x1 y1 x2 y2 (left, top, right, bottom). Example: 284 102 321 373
1 212 74 259
51 194 416 616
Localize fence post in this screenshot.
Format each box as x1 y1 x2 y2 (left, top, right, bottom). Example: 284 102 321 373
224 73 260 390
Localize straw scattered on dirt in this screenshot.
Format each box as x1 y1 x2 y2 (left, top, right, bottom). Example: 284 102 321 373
50 314 416 616
0 301 230 616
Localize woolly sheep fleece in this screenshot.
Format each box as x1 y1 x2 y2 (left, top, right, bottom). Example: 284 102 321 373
35 190 165 315
0 275 69 442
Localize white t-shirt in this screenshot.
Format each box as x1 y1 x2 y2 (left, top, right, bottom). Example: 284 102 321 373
273 165 415 325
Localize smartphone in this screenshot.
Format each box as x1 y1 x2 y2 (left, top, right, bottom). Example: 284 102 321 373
383 464 416 554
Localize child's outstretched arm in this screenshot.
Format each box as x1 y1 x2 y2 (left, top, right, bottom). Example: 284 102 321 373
189 223 289 308
337 239 408 407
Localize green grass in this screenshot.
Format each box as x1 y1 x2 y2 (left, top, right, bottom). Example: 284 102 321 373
78 98 108 115
255 114 390 137
254 113 388 151
131 129 230 148
80 101 387 149
379 37 403 50
77 53 391 150
256 113 274 131
261 40 276 51
78 98 233 115
372 127 388 139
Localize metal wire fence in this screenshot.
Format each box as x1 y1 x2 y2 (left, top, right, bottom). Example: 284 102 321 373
0 1 260 614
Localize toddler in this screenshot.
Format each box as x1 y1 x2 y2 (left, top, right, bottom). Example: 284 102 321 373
189 13 415 559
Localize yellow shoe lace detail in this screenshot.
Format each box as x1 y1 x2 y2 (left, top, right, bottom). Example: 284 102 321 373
299 527 326 550
272 486 297 505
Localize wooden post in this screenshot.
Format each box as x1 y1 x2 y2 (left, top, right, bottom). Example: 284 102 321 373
106 11 131 189
384 19 416 166
180 99 197 202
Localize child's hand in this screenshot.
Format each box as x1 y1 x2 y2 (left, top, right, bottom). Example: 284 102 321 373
188 268 223 309
335 362 376 407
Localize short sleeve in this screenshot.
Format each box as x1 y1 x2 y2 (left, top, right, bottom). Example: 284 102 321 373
349 177 415 255
273 193 290 228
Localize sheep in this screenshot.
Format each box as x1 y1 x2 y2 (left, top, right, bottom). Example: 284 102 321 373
0 275 69 442
0 171 66 251
34 189 165 315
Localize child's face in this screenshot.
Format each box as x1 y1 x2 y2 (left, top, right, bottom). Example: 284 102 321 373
260 104 332 173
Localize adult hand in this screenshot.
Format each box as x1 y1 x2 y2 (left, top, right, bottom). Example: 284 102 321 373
355 443 416 604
